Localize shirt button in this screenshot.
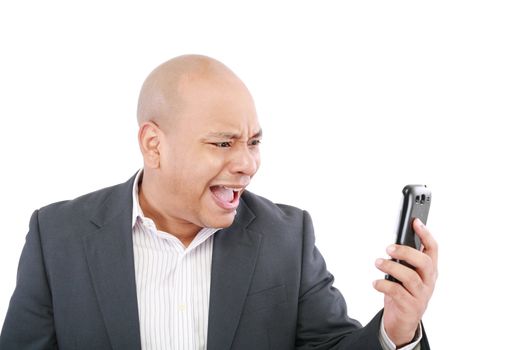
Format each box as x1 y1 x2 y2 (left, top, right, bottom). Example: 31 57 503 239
178 304 186 311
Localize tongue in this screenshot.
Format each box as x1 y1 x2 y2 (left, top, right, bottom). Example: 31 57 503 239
211 186 234 202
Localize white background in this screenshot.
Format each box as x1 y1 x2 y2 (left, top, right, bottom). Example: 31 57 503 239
1 1 524 348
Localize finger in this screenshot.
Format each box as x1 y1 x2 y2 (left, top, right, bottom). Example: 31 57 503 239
413 219 438 265
386 245 435 285
375 258 426 298
373 278 415 310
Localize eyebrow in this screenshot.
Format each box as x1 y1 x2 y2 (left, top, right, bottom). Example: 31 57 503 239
205 129 263 139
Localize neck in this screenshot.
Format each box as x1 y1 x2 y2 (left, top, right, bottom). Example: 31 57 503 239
138 174 201 247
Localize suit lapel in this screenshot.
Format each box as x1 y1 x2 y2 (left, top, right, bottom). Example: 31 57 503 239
82 175 141 350
207 200 261 350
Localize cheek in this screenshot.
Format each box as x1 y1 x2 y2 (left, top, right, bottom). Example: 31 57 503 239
181 153 226 188
161 145 231 193
159 148 193 190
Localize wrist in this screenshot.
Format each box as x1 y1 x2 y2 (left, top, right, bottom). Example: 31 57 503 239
385 323 418 347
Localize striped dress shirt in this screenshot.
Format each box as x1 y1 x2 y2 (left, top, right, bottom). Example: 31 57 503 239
131 171 219 350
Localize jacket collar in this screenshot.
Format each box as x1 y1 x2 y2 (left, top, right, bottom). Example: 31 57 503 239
83 172 141 350
207 196 261 350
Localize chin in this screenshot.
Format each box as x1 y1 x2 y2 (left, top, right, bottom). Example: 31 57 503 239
204 212 237 229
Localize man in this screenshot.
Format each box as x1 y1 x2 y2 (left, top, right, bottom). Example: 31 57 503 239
0 55 438 349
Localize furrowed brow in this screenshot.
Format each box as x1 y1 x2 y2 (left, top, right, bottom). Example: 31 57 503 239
205 132 241 139
251 129 263 139
205 129 263 140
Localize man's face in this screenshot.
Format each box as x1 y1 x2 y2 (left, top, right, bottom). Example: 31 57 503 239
156 75 261 229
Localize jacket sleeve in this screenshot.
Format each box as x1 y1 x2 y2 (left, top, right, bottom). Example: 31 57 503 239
295 210 384 349
295 210 431 350
0 210 58 350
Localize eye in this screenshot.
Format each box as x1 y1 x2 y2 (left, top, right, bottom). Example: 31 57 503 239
249 139 261 146
214 142 232 148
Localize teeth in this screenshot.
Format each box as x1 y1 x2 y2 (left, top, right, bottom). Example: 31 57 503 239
223 186 242 192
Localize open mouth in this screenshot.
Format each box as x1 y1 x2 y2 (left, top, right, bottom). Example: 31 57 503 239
209 185 243 210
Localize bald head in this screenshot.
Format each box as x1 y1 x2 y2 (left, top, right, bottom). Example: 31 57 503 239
136 54 247 128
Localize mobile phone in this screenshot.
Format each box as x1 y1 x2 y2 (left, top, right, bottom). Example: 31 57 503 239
386 184 431 283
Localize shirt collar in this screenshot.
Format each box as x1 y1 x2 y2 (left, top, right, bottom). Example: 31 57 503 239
131 169 145 228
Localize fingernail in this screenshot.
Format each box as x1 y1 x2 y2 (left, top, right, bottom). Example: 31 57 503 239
415 218 425 227
387 245 396 254
375 258 384 267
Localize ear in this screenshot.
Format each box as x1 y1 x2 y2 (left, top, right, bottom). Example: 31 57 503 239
138 121 162 168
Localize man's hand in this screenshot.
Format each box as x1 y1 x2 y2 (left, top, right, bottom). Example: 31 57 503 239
373 218 438 347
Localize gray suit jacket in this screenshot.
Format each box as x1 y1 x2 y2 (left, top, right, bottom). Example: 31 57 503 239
0 174 430 349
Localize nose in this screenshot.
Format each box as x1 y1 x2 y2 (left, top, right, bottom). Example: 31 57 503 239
229 143 259 177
